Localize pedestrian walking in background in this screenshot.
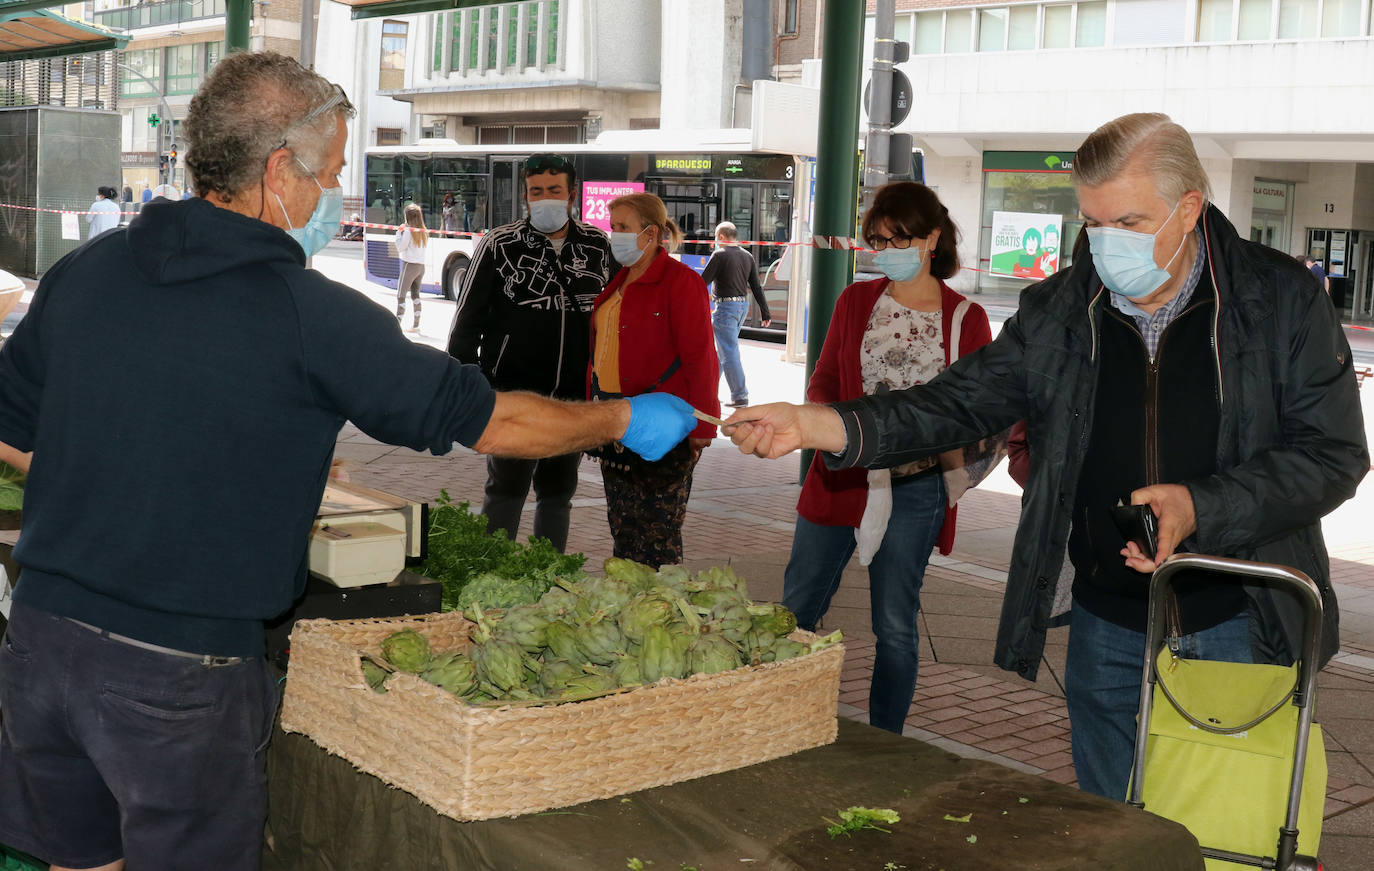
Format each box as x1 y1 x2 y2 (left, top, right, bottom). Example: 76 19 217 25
780 182 988 734
394 203 427 331
725 113 1366 796
1303 254 1330 293
0 51 695 871
85 187 121 239
448 153 618 552
590 192 720 566
701 221 770 407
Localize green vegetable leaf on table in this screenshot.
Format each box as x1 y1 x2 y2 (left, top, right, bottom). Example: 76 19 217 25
823 806 900 839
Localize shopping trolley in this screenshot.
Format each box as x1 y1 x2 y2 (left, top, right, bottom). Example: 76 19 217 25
1127 555 1325 871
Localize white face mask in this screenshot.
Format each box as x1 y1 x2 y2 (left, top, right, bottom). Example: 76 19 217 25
610 227 650 265
1085 199 1187 299
528 198 570 234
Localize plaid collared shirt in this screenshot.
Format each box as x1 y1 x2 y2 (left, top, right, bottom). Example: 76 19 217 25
1108 228 1207 360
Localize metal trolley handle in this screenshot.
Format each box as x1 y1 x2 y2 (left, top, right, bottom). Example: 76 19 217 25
1127 554 1325 871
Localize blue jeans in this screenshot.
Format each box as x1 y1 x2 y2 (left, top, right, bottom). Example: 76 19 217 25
782 470 946 733
1064 599 1254 800
712 298 750 403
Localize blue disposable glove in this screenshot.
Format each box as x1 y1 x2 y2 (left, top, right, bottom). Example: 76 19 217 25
621 394 696 461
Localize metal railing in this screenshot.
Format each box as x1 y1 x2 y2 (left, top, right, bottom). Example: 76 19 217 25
93 0 226 32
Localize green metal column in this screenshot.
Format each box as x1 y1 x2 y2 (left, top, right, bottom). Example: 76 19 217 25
802 0 863 478
226 0 252 53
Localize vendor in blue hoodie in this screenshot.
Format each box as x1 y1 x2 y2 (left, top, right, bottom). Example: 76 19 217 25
0 52 695 871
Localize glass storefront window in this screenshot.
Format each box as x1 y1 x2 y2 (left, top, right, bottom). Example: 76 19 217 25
978 153 1082 294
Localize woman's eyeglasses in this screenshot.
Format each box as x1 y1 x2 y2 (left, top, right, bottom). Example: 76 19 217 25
866 233 916 251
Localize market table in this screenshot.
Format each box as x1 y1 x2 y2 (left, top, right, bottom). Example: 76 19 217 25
264 717 1203 871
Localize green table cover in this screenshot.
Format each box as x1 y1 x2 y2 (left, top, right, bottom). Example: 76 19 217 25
264 717 1203 871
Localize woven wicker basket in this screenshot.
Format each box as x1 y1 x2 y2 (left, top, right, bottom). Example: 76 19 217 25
279 610 843 821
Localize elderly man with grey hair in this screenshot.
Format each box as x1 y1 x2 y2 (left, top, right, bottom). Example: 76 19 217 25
724 112 1367 800
0 52 693 871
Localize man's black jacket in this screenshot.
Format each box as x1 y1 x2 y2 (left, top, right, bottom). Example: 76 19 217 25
828 204 1368 678
448 216 615 400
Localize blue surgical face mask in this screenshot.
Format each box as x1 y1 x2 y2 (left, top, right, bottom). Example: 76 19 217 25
1086 200 1187 298
528 197 570 234
275 157 343 258
610 227 649 266
873 244 928 283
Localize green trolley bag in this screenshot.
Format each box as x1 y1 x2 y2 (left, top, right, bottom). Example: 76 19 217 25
1127 556 1325 871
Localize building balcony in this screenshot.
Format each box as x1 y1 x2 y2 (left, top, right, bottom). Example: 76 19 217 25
91 0 226 33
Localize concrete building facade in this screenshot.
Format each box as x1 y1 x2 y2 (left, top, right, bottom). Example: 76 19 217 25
861 0 1374 322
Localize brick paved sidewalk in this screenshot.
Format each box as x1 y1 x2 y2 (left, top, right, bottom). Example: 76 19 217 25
339 419 1374 868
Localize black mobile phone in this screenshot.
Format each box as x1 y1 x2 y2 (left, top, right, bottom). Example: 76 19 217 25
1110 499 1159 560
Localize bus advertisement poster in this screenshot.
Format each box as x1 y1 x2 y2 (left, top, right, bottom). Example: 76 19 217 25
582 181 644 232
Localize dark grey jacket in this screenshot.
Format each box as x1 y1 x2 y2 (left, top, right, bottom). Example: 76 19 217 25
829 204 1368 679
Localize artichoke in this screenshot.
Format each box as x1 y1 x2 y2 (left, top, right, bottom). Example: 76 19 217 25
609 652 644 687
497 603 552 652
536 658 581 695
574 615 625 666
543 619 589 666
689 586 746 614
557 666 620 699
748 603 798 638
420 651 477 695
603 557 660 592
618 593 677 644
742 626 778 666
770 638 809 663
638 624 690 683
360 658 390 694
713 603 753 644
379 629 432 673
689 632 743 675
471 635 532 692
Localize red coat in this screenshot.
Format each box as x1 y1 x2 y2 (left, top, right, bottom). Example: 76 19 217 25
588 250 721 440
797 277 992 555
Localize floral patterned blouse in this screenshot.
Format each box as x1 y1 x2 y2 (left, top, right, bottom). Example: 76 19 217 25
859 289 945 475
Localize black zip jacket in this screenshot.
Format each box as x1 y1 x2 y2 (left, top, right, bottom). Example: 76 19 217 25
826 204 1368 678
447 216 616 400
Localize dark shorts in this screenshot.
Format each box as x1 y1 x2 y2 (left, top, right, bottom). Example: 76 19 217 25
0 602 279 870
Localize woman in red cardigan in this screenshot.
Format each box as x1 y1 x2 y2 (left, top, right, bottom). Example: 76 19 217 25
784 182 991 733
588 192 720 566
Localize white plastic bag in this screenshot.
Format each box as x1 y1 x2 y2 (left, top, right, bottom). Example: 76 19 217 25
854 468 893 566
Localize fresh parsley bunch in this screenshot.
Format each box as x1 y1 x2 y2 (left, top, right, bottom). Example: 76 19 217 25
419 491 585 611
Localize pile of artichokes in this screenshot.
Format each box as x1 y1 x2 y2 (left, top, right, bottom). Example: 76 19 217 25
362 558 842 704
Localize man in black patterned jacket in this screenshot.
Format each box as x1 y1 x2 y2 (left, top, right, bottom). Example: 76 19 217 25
448 154 617 552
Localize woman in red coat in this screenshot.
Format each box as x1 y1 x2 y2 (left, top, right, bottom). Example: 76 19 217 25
588 192 720 566
784 182 992 733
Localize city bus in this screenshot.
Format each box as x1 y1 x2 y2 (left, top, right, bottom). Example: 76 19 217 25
361 130 800 332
